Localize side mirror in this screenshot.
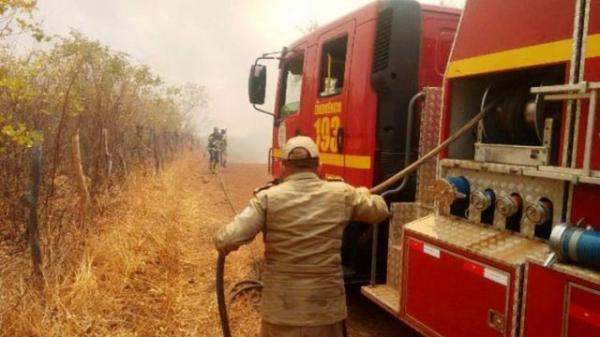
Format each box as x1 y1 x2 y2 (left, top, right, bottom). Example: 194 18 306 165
248 64 267 105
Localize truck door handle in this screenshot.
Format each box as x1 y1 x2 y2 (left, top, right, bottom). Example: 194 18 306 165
487 309 505 333
337 127 344 153
268 147 273 174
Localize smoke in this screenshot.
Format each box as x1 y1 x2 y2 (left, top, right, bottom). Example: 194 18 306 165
36 0 465 163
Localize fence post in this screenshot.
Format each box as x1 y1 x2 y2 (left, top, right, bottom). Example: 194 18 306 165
102 128 113 182
118 150 128 179
72 129 90 224
28 140 44 284
152 129 163 173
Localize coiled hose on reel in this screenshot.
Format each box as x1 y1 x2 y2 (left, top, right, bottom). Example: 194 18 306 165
216 98 502 337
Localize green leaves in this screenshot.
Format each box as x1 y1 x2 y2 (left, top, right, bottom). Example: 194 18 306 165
0 1 208 155
1 123 42 148
0 0 43 41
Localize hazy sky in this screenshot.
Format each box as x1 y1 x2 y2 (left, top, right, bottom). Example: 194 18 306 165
37 0 465 159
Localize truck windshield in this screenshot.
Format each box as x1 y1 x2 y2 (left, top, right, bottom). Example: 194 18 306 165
279 54 304 119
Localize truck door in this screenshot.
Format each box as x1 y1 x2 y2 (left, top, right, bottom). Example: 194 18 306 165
272 44 307 173
310 21 355 179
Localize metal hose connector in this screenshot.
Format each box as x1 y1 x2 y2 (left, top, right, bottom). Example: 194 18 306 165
550 223 600 269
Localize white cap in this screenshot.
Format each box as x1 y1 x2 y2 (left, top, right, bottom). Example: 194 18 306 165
282 136 319 160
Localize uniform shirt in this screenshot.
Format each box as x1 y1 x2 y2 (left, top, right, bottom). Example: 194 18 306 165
220 135 227 152
214 172 389 326
207 133 222 151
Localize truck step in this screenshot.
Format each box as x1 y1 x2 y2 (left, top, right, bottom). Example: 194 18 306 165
361 284 400 316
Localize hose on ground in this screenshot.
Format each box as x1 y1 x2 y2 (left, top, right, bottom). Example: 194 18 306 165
229 281 264 305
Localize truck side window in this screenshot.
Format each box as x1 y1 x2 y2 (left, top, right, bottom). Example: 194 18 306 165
319 36 347 97
280 54 304 119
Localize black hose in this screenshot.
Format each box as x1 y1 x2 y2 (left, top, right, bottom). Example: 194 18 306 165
229 282 263 305
216 253 231 337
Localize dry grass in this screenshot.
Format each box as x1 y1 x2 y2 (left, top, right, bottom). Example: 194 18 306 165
0 152 263 337
0 152 419 337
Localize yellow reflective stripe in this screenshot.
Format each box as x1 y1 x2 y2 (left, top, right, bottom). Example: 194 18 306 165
447 38 573 79
342 154 371 170
272 148 371 170
320 152 345 167
587 34 600 58
447 33 600 79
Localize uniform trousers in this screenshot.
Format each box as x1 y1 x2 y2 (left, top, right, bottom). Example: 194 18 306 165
260 321 344 337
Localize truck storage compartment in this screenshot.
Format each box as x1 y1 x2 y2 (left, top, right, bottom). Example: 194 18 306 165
404 237 509 337
521 261 600 337
399 215 549 337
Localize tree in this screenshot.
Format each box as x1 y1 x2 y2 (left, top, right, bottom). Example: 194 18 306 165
0 0 44 41
0 28 209 243
297 20 319 35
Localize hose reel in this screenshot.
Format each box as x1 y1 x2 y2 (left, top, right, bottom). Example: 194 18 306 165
480 84 547 146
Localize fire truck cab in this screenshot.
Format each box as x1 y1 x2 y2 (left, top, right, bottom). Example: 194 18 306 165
249 0 460 189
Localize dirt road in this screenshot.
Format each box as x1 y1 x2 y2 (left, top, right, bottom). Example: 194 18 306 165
1 152 419 336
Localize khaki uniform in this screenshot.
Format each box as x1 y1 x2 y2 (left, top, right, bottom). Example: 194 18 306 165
214 172 389 336
260 321 344 337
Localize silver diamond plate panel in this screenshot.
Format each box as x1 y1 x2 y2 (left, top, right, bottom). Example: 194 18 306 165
527 258 600 285
361 284 400 315
387 203 432 290
416 87 443 206
404 214 551 266
442 166 566 238
386 245 402 290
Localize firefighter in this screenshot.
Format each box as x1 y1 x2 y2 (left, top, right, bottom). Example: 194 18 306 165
214 136 389 337
207 127 222 173
220 128 227 168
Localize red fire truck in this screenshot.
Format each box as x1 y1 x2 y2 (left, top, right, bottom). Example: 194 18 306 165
359 0 600 336
248 0 461 281
247 0 600 335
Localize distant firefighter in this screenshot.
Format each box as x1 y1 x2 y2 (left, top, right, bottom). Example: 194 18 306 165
207 127 222 173
220 129 227 168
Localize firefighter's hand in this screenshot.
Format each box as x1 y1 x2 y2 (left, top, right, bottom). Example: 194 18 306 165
213 235 229 256
213 232 239 256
